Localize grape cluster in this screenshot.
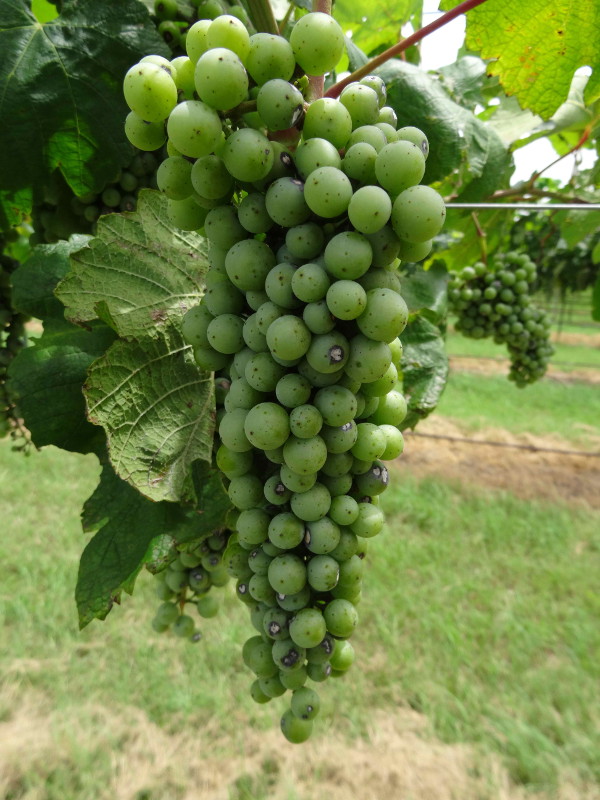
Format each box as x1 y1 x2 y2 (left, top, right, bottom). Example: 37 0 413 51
152 528 232 641
152 0 254 55
0 236 28 444
448 253 554 386
123 10 446 741
31 151 160 245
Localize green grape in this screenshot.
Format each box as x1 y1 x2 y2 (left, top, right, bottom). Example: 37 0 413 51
304 165 353 218
264 263 301 309
172 614 196 638
378 106 398 127
272 637 306 671
167 100 223 158
319 420 358 454
123 62 177 122
223 129 273 182
290 686 321 720
266 315 311 361
345 334 392 384
265 178 311 227
275 374 312 409
244 402 290 450
302 300 336 335
396 126 429 158
225 239 276 292
268 512 305 550
259 674 286 699
206 14 250 61
367 389 407 426
289 12 345 76
289 482 330 519
325 279 367 320
196 595 219 618
291 263 331 304
294 137 342 180
356 288 409 343
342 142 377 184
191 155 234 200
236 507 270 547
195 48 249 111
257 80 304 131
206 313 244 354
167 197 208 231
238 193 273 233
205 205 248 249
375 141 425 195
289 404 323 439
360 75 387 107
218 408 252 452
324 231 372 280
350 502 384 538
397 238 432 263
245 351 286 392
286 222 325 260
347 185 392 235
246 33 296 84
243 635 278 678
347 124 387 152
289 608 327 649
323 598 358 637
330 639 355 671
313 385 357 426
391 185 446 244
186 19 212 63
125 112 167 151
283 435 328 475
339 83 380 127
302 99 352 149
170 56 196 100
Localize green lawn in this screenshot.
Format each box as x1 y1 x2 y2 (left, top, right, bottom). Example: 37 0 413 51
446 329 600 370
1 438 599 797
435 369 600 445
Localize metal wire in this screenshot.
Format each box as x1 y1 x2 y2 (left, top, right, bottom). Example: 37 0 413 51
446 203 600 211
404 430 600 458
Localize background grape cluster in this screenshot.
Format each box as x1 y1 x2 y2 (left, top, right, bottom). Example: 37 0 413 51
152 528 233 642
0 234 28 444
121 9 446 742
448 253 554 386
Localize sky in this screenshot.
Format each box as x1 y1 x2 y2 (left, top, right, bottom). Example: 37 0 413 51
417 1 595 186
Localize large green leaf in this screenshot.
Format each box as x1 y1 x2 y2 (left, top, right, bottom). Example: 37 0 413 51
8 321 117 453
77 460 229 628
441 0 600 119
84 329 215 503
400 261 449 325
11 237 90 326
7 238 117 453
400 316 449 430
333 0 421 57
56 191 208 338
376 60 511 192
0 0 168 226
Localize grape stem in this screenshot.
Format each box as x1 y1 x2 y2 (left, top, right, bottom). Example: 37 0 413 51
305 0 333 102
245 0 279 34
325 0 490 98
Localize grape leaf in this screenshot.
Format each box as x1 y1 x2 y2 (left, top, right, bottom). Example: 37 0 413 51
7 238 117 453
77 460 229 628
84 328 215 503
400 261 449 325
333 0 422 56
11 237 91 326
400 316 449 430
56 191 209 339
440 0 600 119
377 59 511 192
0 0 168 226
8 321 117 453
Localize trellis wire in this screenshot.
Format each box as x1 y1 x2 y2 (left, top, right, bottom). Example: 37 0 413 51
404 430 600 458
446 203 600 211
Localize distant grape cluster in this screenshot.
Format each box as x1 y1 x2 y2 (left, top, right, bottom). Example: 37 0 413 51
123 10 445 742
448 253 554 386
152 0 255 55
152 528 233 641
31 151 160 245
0 235 27 443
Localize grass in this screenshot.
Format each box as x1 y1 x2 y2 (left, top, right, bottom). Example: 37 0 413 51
1 435 600 797
435 369 600 445
445 329 600 370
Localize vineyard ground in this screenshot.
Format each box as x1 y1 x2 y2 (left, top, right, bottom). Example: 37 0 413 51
1 354 599 800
